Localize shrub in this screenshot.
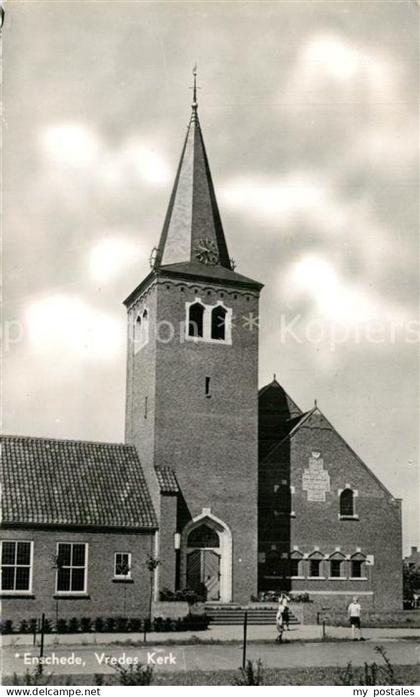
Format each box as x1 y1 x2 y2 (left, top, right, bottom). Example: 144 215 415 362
143 618 151 633
55 619 68 634
94 617 104 632
68 617 79 634
105 617 115 632
18 620 29 634
11 669 53 686
153 617 163 632
159 587 203 604
29 618 37 634
233 659 264 686
112 663 154 686
42 618 53 634
115 616 128 632
129 617 142 633
80 617 92 633
1 620 13 634
336 646 396 686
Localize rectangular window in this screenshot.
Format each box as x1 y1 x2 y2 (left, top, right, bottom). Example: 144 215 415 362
309 559 321 577
205 377 211 397
290 559 300 577
330 559 342 577
351 560 363 578
1 541 32 592
114 552 131 579
56 543 87 593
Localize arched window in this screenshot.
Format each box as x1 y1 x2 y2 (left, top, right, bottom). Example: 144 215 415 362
211 305 227 341
308 551 324 578
340 489 354 516
329 551 346 578
350 552 366 579
188 524 220 548
188 303 204 338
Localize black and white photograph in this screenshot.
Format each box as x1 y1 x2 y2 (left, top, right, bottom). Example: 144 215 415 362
1 0 419 691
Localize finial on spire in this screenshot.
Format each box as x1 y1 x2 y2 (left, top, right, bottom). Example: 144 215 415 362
191 64 199 116
273 373 277 381
314 398 318 408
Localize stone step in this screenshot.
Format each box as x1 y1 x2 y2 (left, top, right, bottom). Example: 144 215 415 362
204 605 300 626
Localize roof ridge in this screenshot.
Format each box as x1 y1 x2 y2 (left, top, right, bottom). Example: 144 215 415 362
260 408 316 462
2 434 129 448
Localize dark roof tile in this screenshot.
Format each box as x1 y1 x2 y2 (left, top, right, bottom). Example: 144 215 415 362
1 436 157 529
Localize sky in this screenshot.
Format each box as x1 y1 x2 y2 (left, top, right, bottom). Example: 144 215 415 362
3 0 419 552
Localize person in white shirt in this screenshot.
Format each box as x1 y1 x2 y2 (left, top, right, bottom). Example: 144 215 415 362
347 596 363 640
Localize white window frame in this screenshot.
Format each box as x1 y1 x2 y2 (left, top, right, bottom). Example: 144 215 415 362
55 542 88 595
185 298 232 345
328 557 347 580
0 540 33 595
114 552 132 579
337 486 359 520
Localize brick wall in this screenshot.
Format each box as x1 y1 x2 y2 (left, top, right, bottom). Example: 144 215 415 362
1 527 155 625
125 273 260 603
259 409 403 610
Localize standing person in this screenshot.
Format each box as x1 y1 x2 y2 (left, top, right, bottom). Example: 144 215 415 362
281 593 291 630
347 596 364 640
275 598 285 643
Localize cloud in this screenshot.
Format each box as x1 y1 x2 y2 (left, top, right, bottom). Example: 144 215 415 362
41 124 100 168
25 294 123 361
40 123 171 189
281 253 409 328
283 33 397 102
88 235 148 283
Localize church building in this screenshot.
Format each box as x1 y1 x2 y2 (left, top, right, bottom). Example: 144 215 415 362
1 82 403 623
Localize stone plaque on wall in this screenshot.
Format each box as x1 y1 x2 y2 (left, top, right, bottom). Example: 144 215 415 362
302 451 331 501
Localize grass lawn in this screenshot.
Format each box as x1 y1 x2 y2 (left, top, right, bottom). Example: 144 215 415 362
3 664 419 686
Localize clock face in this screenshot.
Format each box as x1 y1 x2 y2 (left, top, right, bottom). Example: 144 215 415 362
194 238 219 265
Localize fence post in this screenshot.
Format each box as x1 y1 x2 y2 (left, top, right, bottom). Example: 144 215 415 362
242 610 248 669
39 613 45 674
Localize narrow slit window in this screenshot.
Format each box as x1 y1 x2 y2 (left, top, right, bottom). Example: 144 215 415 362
188 303 204 338
205 377 211 397
330 559 342 577
309 559 321 577
290 559 300 577
211 306 227 340
144 396 148 419
351 559 363 578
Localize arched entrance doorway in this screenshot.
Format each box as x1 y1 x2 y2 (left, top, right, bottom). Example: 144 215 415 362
181 510 232 603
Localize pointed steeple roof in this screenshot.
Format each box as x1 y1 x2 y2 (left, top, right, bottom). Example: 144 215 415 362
156 107 231 269
123 75 262 308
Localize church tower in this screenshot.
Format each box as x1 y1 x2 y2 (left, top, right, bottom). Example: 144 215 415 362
124 74 263 603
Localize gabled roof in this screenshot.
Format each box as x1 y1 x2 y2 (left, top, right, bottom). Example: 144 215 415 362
260 406 398 503
258 378 303 459
155 466 179 494
1 435 157 530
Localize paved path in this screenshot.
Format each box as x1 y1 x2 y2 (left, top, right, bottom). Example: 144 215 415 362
3 635 419 677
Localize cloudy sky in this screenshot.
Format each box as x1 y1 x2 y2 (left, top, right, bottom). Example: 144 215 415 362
4 1 418 551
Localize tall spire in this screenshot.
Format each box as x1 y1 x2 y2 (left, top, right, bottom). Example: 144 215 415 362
156 69 232 270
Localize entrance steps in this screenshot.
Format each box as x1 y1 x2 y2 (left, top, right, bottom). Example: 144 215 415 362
204 604 300 626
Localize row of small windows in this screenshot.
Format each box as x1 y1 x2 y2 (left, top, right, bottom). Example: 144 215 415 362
0 542 131 594
261 550 367 580
188 303 227 341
